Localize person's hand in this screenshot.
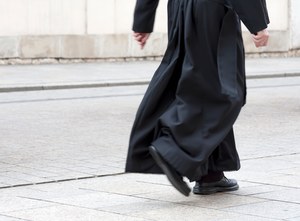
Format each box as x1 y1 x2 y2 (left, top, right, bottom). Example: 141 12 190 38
133 32 150 49
252 29 269 48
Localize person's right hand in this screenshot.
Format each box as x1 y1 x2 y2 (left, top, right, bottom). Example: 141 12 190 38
252 29 269 48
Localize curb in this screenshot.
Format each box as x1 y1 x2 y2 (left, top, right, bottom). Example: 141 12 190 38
0 72 300 93
247 72 300 79
0 81 149 93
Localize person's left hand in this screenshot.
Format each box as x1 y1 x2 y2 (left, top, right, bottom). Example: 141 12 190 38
133 32 150 49
252 29 269 48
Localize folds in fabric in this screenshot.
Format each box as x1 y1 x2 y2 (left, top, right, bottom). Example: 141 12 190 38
126 0 245 181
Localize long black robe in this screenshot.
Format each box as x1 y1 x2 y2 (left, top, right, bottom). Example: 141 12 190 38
126 0 269 181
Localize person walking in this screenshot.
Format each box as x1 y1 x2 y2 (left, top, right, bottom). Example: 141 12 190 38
126 0 270 196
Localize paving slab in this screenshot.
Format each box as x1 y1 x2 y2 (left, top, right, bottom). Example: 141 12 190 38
0 215 28 221
230 184 293 196
222 201 300 220
2 205 150 221
0 196 55 213
136 191 267 210
287 216 300 221
253 188 300 204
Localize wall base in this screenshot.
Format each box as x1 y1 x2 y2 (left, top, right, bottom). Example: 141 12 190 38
0 30 299 65
1 50 300 65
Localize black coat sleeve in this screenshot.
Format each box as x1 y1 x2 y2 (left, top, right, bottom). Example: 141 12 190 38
132 0 160 33
228 0 270 34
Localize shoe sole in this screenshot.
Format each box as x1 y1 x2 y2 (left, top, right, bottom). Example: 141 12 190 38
149 146 191 197
193 184 239 195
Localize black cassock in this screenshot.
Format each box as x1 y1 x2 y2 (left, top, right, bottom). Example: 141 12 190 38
126 0 269 181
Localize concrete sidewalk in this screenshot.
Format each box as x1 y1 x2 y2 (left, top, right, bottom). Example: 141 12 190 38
0 77 299 220
0 57 300 92
0 59 299 220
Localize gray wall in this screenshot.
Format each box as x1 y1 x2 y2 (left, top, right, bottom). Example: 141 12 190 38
0 0 299 62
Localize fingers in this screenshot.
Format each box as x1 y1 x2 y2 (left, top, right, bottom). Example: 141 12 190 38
252 38 268 48
134 33 148 48
133 33 144 42
133 32 150 49
252 35 268 45
252 36 268 47
252 29 269 48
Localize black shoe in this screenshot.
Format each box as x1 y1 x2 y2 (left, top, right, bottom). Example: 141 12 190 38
149 145 191 197
193 176 239 195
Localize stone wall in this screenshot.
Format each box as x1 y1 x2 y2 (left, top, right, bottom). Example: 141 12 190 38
0 0 299 62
